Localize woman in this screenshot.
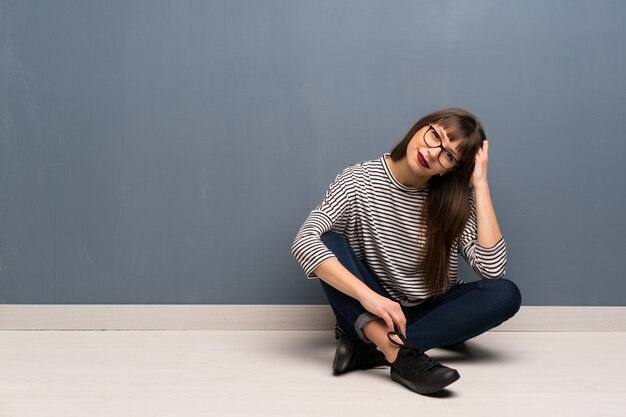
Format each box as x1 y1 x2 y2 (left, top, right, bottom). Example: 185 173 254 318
290 108 522 395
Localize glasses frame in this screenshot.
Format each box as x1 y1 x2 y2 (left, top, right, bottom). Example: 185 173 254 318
423 123 459 170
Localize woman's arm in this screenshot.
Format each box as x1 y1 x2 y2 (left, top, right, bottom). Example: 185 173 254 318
456 139 507 279
473 183 503 248
471 139 503 248
313 258 375 303
313 258 407 336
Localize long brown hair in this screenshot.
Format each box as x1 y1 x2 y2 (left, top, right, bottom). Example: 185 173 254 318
389 108 485 298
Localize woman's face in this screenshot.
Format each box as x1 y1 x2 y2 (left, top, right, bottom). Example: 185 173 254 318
405 123 463 177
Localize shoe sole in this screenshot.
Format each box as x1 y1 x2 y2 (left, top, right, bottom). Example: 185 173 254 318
391 369 460 394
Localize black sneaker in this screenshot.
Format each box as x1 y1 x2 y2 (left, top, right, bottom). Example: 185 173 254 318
332 335 389 375
387 331 460 394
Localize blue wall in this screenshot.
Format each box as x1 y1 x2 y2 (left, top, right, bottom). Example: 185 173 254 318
1 0 625 305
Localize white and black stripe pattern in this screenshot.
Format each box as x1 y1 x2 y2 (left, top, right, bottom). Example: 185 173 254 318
291 153 507 307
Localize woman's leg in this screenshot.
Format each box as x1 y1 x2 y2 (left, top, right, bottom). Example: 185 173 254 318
318 232 394 343
403 279 522 351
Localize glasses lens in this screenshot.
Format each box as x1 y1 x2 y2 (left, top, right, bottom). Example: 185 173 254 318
439 151 456 169
424 128 439 147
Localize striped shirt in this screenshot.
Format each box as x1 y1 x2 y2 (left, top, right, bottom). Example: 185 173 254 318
290 153 507 307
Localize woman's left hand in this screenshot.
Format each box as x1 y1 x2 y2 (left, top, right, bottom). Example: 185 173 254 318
470 140 489 188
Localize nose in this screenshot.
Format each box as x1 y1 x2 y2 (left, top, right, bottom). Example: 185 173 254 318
425 147 438 163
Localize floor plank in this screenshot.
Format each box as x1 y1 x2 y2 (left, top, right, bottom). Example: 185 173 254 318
0 330 624 417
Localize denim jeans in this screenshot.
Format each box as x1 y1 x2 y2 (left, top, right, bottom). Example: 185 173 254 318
318 232 522 351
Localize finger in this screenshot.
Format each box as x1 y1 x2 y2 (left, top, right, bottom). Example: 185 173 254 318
392 312 407 337
401 313 407 336
382 314 394 333
393 308 406 334
397 319 406 337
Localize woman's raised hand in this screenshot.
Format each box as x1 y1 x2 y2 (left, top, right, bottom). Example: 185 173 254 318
471 139 489 188
359 291 407 337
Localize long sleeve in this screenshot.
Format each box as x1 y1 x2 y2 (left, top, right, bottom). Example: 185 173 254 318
290 167 355 278
456 188 507 279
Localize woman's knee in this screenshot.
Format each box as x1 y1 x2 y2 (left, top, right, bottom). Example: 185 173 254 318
484 279 522 319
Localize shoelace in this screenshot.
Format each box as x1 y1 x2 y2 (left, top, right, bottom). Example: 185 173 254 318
387 331 440 373
334 321 346 340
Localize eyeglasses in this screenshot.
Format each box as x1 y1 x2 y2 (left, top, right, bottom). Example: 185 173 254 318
423 123 459 169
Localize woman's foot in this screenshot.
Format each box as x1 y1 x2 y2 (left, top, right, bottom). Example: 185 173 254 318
332 335 389 375
386 331 460 394
380 331 403 363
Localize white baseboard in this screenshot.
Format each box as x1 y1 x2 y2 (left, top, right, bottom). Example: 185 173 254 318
0 305 625 331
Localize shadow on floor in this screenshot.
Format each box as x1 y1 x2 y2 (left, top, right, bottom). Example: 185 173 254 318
427 341 508 364
281 330 513 369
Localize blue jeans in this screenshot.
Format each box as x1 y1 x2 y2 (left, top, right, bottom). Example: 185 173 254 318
319 232 522 351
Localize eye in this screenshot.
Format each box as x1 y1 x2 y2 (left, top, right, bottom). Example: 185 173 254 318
444 150 455 162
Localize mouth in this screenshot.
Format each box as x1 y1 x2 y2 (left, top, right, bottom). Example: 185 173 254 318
417 151 430 168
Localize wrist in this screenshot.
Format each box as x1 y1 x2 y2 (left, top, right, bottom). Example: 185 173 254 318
355 285 375 303
472 180 489 191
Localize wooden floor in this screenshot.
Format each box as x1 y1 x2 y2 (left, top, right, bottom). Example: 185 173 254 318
1 330 625 417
